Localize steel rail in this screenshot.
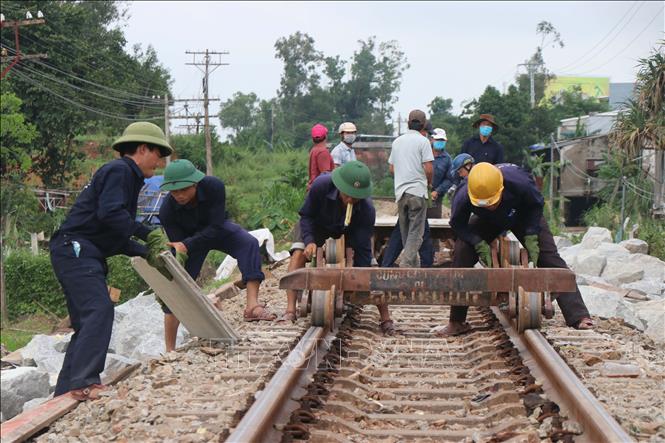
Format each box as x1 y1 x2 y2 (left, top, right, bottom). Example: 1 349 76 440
226 326 332 443
493 307 633 443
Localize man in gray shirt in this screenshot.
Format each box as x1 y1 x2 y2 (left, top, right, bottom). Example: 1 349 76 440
388 109 434 267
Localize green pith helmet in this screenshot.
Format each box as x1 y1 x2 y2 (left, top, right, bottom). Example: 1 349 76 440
112 122 173 157
160 159 205 191
331 160 372 199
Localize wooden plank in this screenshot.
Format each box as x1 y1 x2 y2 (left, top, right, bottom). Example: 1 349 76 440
0 395 78 443
0 363 140 443
132 253 239 343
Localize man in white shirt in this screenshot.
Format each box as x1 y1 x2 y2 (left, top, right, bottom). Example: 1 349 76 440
331 122 357 166
388 109 434 267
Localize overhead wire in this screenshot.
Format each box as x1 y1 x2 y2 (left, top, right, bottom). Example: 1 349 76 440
14 27 170 96
571 9 664 75
10 60 166 110
10 68 166 121
2 33 168 103
554 1 644 72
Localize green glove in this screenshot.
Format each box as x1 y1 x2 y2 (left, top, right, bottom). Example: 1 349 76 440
146 229 172 279
146 229 169 267
176 251 188 267
474 241 492 267
524 235 540 266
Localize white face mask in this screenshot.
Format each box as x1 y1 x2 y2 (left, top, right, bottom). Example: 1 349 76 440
343 134 356 145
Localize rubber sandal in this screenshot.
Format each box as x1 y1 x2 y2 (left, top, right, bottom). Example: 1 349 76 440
434 322 472 337
276 312 297 324
379 320 397 336
243 304 277 322
70 384 109 401
574 317 594 330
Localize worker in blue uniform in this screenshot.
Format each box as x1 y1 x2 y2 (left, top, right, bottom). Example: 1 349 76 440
158 159 274 352
461 114 504 165
49 122 173 401
282 161 396 335
448 153 475 192
436 162 593 337
428 127 454 218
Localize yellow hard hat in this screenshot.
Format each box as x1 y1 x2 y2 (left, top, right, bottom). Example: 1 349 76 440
467 162 504 207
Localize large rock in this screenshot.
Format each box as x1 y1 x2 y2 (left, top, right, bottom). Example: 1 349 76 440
619 239 649 254
554 236 573 250
628 254 665 282
602 261 645 286
20 333 71 373
559 244 583 268
109 294 188 361
579 285 644 330
0 367 50 420
570 250 607 277
595 242 631 260
100 353 139 381
580 227 613 249
633 299 665 344
622 279 665 300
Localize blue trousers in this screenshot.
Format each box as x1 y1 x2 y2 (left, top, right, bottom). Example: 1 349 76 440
50 235 114 395
381 220 434 267
162 221 265 314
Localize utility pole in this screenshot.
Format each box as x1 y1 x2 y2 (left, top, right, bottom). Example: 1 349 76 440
517 61 543 108
170 98 220 136
164 95 171 164
185 50 229 175
1 15 47 79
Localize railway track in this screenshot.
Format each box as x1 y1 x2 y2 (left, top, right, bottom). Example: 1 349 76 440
226 303 633 442
12 239 653 443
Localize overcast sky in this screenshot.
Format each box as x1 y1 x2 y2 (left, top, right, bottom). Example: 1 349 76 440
123 1 664 137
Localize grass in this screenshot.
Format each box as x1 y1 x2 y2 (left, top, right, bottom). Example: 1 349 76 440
1 315 57 352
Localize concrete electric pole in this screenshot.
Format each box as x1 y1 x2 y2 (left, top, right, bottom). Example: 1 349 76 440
185 50 229 175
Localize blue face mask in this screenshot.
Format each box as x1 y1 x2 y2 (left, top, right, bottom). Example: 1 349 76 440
433 140 446 150
479 125 493 137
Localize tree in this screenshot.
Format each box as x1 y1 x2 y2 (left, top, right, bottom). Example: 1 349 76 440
1 1 171 186
517 21 565 105
611 43 665 157
0 93 38 180
219 92 260 136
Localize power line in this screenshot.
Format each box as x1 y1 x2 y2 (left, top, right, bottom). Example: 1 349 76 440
2 37 166 103
10 69 165 121
14 28 168 96
554 1 644 72
571 9 664 75
11 60 165 109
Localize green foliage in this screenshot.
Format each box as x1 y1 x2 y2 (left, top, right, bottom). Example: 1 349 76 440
106 255 149 303
170 132 223 171
3 250 148 320
0 93 38 179
1 182 67 248
3 250 65 319
0 315 55 351
611 42 665 157
219 33 408 150
2 0 172 187
215 146 307 237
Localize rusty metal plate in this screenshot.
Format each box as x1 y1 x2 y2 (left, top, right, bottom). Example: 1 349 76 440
280 268 576 294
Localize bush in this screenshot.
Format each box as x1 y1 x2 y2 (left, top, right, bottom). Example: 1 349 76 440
583 202 665 261
3 249 149 320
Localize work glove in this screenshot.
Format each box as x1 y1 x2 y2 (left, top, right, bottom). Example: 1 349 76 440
524 234 540 267
474 241 492 267
447 184 457 197
146 229 171 279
